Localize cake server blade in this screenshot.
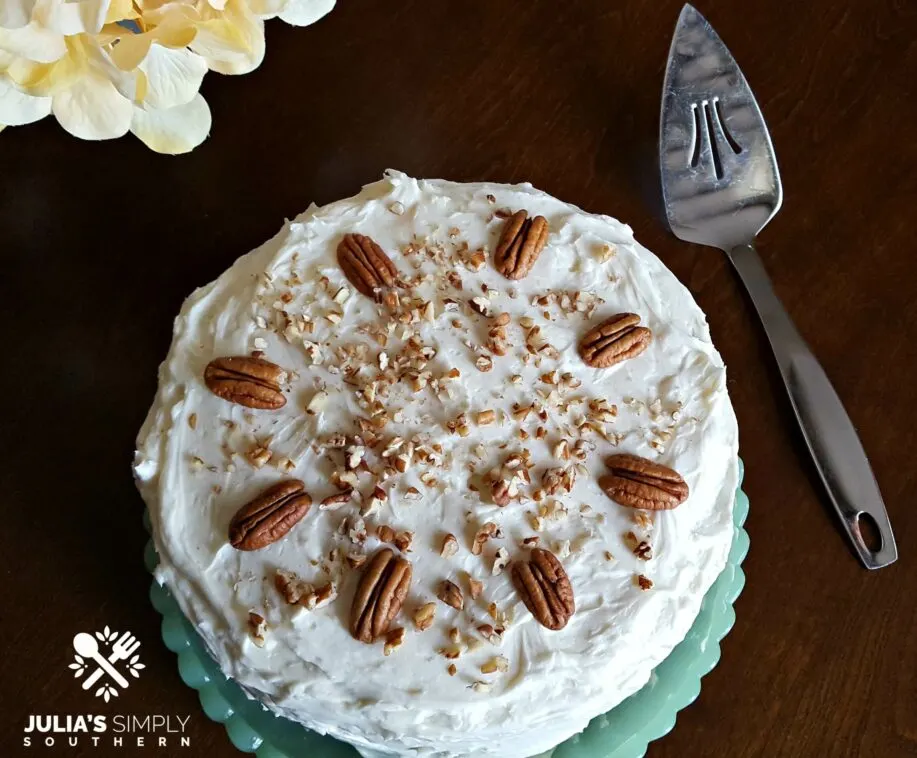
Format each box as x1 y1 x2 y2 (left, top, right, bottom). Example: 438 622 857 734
659 4 897 569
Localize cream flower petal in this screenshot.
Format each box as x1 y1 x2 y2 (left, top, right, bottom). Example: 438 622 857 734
33 0 112 36
130 92 210 154
0 24 67 63
0 76 51 125
138 4 201 31
105 0 137 23
100 55 144 101
6 46 85 97
69 35 143 102
248 0 288 20
191 0 264 75
138 45 206 110
52 70 132 139
278 0 335 27
0 0 37 30
0 50 17 73
107 33 154 71
107 9 198 71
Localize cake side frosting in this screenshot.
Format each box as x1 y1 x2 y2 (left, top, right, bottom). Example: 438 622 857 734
134 170 739 758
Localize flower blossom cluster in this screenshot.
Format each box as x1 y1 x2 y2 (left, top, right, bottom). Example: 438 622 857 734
0 0 334 152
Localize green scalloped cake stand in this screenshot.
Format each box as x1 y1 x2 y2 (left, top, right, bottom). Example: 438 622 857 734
144 460 749 758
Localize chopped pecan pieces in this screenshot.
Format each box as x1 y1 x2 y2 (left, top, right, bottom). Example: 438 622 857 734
480 656 510 674
472 522 499 555
437 579 464 610
491 479 512 507
376 524 396 544
467 574 484 600
248 612 267 647
477 624 504 645
383 627 405 656
413 602 436 631
394 530 414 552
492 547 510 576
441 533 459 558
320 488 354 510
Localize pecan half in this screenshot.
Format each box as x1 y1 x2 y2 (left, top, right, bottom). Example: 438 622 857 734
599 453 689 510
337 233 398 301
578 313 652 368
350 548 413 643
511 548 575 631
494 210 549 280
204 355 287 409
229 480 312 550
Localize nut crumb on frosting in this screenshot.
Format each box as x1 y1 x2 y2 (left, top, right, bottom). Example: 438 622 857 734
466 574 484 600
437 580 464 610
384 627 405 656
491 547 510 575
440 533 459 558
480 656 510 675
413 603 436 631
471 522 499 556
248 612 267 647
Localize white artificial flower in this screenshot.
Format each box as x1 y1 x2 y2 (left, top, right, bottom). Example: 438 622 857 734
0 0 336 152
137 45 207 110
31 0 112 35
0 34 211 152
245 0 334 24
1 0 113 34
50 64 134 138
130 92 210 152
277 0 335 27
0 0 38 30
0 75 51 124
189 0 265 75
0 22 67 62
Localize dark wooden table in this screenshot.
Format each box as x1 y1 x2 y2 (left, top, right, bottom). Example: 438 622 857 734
2 1 916 756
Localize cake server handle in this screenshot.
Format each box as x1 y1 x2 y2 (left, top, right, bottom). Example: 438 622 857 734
728 244 897 570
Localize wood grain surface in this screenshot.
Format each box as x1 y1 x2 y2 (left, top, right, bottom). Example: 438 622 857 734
1 1 916 756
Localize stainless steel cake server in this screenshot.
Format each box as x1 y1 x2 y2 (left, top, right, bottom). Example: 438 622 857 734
659 4 897 569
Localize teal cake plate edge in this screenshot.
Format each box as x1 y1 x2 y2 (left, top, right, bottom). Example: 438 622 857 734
143 459 749 758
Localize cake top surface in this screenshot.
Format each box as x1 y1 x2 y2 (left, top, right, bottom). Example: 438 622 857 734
134 170 738 758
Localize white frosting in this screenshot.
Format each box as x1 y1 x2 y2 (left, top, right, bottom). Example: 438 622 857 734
134 171 738 758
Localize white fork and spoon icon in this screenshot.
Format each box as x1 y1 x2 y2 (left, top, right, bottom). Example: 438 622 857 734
73 632 140 690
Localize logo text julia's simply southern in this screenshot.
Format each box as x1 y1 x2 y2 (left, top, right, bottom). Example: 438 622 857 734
23 714 191 748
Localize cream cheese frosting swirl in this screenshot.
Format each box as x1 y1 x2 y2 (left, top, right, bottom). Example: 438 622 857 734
134 170 739 758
